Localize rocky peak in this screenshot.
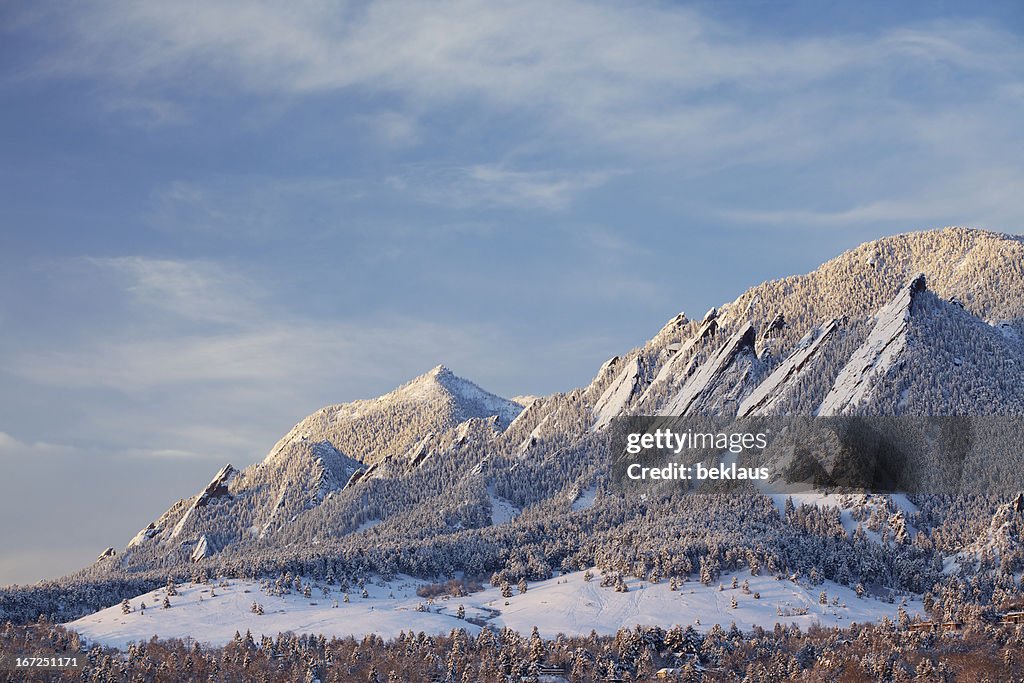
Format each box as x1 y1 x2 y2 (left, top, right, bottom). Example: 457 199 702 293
661 323 757 416
740 318 841 417
817 275 927 416
195 464 235 507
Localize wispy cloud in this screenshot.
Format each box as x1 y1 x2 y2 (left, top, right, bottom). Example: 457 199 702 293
102 96 188 127
357 110 420 147
19 2 1020 163
7 257 501 393
7 0 1021 234
0 431 73 456
716 166 1024 230
149 177 368 239
390 164 621 210
88 256 263 325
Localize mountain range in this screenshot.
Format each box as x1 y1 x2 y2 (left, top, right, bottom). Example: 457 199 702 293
4 227 1024 636
98 227 1024 572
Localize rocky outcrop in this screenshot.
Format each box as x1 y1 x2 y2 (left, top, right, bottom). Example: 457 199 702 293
195 464 236 508
343 467 369 490
592 357 643 430
635 311 720 409
661 323 757 416
170 464 236 540
761 313 786 340
405 434 434 468
127 522 160 548
190 534 212 563
818 275 925 416
739 319 840 417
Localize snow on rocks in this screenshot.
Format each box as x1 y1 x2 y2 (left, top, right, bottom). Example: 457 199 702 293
648 312 690 347
404 433 434 468
818 275 925 416
127 522 161 549
661 324 756 416
170 464 236 539
739 319 840 417
635 313 721 409
760 313 786 340
591 357 643 430
190 535 212 563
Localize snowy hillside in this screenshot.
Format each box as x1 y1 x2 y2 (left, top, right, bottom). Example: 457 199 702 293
69 569 921 649
111 365 523 570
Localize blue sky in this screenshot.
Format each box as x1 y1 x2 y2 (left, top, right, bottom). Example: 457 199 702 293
1 0 1022 585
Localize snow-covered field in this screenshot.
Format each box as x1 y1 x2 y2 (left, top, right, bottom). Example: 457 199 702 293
67 569 921 649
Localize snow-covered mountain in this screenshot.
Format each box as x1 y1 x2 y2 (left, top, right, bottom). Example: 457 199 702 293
7 227 1024 638
590 228 1024 421
113 365 524 570
104 227 1024 573
270 364 522 467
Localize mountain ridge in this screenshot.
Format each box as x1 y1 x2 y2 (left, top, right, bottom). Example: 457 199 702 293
5 227 1024 635
113 227 1024 571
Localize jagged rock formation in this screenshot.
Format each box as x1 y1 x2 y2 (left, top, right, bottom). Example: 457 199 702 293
660 324 760 416
818 275 926 415
636 310 720 408
761 313 786 339
591 357 643 430
739 319 840 417
190 535 212 563
42 227 1024 598
169 464 237 540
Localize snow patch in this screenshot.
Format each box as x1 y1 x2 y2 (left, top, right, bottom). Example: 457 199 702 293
354 518 382 533
488 486 520 525
571 486 598 511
